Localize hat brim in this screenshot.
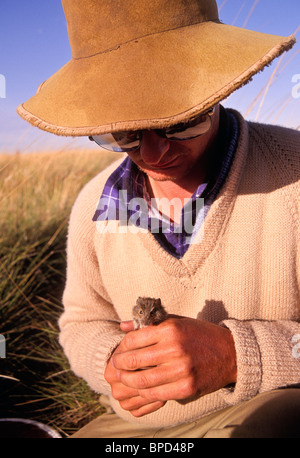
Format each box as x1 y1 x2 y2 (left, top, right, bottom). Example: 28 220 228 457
17 21 295 136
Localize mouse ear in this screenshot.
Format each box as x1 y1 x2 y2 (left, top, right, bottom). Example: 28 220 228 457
155 298 161 306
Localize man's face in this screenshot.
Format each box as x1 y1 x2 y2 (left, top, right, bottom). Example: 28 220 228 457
126 106 220 183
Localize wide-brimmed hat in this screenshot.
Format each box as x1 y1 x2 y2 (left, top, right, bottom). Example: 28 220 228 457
17 0 295 137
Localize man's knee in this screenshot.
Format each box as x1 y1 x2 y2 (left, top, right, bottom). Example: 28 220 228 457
229 388 300 438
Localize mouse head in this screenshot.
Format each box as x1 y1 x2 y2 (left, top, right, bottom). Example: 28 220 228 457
133 297 166 327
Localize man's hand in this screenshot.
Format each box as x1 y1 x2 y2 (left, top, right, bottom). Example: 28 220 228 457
104 332 166 417
109 317 237 411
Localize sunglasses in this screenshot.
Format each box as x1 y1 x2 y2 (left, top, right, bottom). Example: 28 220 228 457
89 108 214 153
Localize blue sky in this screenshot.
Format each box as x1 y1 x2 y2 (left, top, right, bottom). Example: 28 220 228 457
0 0 299 153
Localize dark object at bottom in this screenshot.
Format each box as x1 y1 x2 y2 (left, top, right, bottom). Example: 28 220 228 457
0 418 61 438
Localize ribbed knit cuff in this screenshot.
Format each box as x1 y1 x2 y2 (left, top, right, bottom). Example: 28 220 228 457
220 319 262 405
60 323 125 396
92 332 125 395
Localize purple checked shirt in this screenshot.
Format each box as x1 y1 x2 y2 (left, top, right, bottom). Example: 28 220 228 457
93 107 239 259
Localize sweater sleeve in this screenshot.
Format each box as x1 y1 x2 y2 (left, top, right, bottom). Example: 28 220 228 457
58 174 125 395
219 123 300 405
220 319 300 405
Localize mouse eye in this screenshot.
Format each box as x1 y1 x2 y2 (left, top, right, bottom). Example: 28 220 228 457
139 309 143 315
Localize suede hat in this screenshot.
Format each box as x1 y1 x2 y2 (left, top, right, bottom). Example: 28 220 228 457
17 0 295 137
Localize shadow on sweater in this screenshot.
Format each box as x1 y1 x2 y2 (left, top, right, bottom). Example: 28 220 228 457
197 300 229 324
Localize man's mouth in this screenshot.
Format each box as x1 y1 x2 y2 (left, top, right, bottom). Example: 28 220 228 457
146 155 182 170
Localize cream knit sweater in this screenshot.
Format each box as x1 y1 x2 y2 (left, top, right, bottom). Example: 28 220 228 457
59 111 300 427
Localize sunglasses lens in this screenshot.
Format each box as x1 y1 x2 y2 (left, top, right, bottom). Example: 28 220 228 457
91 108 214 151
165 114 212 140
92 132 140 152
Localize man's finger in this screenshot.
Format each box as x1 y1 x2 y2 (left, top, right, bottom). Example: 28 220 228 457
117 324 162 353
129 401 166 418
119 362 183 390
120 320 135 332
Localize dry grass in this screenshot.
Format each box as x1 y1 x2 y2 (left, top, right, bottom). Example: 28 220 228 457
0 149 119 241
0 148 119 436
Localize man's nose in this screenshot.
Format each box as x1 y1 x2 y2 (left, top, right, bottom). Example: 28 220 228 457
139 130 171 165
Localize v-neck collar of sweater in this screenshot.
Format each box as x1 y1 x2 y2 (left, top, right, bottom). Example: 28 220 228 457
138 110 249 277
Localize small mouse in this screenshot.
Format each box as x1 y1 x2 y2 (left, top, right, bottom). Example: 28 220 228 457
132 297 168 329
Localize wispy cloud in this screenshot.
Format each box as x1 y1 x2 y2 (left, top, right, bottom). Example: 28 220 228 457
219 0 228 13
231 2 247 26
242 0 260 28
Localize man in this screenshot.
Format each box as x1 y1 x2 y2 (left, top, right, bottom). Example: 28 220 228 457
17 0 300 438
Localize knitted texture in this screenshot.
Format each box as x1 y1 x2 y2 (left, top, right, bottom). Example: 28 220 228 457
59 111 300 427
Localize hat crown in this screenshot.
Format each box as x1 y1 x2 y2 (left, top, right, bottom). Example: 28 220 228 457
62 0 219 58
